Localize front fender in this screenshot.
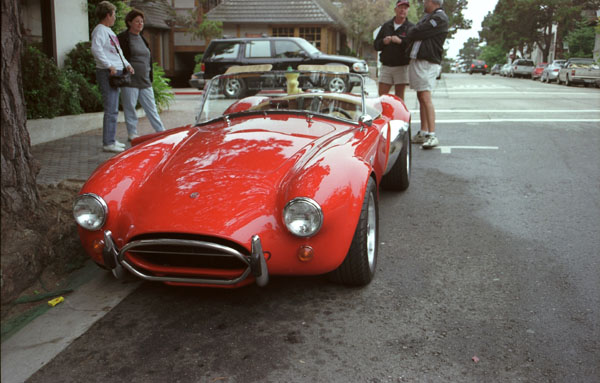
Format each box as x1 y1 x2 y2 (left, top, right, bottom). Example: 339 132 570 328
272 129 377 274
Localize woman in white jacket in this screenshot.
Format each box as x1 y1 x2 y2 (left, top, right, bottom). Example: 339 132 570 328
91 1 134 153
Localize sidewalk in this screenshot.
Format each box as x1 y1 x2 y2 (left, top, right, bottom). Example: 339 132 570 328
30 90 202 185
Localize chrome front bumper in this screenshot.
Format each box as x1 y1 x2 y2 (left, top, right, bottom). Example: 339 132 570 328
102 231 269 287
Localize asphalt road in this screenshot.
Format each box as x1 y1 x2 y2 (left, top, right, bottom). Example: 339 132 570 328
27 74 600 382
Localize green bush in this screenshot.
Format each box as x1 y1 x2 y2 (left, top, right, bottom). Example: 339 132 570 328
65 70 103 113
193 53 203 73
64 42 97 85
152 62 174 113
22 45 82 119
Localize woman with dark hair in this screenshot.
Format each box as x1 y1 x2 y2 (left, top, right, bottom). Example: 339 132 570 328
91 0 134 153
118 9 165 141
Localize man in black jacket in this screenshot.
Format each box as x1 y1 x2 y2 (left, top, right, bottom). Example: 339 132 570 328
408 0 448 149
373 0 413 100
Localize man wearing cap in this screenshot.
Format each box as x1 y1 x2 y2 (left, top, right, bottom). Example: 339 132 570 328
408 0 448 149
373 0 413 100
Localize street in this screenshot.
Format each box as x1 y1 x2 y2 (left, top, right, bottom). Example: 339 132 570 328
25 74 600 382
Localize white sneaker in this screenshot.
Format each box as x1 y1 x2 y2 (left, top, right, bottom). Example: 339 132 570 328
412 131 428 144
115 140 126 148
422 135 439 149
128 134 140 142
103 144 125 153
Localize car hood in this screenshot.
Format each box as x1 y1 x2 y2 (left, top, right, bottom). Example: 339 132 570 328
313 52 365 66
112 115 352 240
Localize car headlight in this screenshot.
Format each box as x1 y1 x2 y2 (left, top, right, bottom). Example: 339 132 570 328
73 193 107 231
283 197 323 237
352 62 368 73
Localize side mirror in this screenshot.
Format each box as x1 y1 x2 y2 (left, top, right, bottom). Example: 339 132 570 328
359 114 373 127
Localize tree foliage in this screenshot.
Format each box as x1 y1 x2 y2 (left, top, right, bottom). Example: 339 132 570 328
564 20 597 58
479 0 599 62
175 0 222 43
458 37 481 62
342 0 391 56
479 44 509 66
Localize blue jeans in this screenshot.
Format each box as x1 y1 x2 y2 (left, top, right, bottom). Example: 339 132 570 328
121 87 165 135
96 69 121 146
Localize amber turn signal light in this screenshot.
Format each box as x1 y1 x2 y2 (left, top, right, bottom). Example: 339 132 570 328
92 239 105 254
297 245 314 262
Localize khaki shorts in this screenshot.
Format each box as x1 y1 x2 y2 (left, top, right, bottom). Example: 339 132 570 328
379 65 409 85
409 59 441 92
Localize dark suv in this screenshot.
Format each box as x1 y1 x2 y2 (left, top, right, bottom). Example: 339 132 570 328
468 59 488 75
190 37 369 89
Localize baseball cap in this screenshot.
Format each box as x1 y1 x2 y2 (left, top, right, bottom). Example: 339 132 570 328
396 0 410 7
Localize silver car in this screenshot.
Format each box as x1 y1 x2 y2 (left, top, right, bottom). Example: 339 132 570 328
541 60 566 83
510 59 535 78
500 63 511 76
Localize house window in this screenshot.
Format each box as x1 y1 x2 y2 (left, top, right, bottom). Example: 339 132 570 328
299 27 321 49
272 27 294 37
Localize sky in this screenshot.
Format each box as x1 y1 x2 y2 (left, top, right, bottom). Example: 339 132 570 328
445 0 500 60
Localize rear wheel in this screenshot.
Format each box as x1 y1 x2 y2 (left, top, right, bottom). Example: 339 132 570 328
330 178 378 286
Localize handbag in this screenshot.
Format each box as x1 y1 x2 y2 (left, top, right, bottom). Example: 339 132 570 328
108 36 132 88
109 71 131 87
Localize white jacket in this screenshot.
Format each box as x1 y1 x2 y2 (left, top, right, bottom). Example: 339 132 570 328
91 24 130 70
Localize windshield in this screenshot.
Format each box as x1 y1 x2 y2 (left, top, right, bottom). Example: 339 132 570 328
197 71 370 124
295 39 321 56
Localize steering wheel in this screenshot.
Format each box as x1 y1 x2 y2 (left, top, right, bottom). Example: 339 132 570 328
321 106 352 119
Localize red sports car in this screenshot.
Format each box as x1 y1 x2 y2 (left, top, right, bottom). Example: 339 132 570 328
73 69 411 288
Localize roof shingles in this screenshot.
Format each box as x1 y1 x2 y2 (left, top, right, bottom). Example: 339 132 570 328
129 0 174 30
206 0 346 28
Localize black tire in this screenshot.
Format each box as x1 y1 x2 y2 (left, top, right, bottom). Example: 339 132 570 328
381 128 410 191
329 178 378 286
565 76 572 86
223 78 246 99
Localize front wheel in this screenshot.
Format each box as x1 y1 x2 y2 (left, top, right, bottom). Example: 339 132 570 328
329 178 378 286
381 129 410 191
223 78 246 99
327 77 347 93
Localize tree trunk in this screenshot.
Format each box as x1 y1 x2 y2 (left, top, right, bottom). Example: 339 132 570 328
1 0 40 216
1 0 45 304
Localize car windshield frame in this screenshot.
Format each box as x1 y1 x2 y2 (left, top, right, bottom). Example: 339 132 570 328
196 70 374 126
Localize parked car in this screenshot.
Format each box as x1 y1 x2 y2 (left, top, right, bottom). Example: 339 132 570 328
509 59 535 78
490 64 502 75
189 37 369 90
468 59 488 75
74 68 411 288
500 63 512 76
531 62 547 80
540 59 566 83
557 58 600 87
